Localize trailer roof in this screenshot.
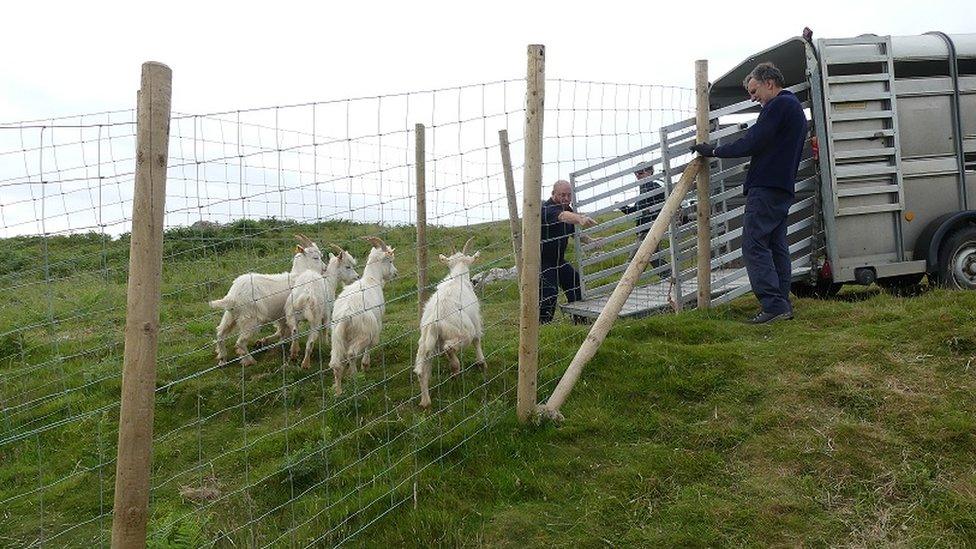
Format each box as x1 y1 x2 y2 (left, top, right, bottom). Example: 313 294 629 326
709 32 976 110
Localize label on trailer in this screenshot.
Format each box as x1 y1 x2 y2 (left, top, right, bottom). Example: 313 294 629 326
834 101 867 111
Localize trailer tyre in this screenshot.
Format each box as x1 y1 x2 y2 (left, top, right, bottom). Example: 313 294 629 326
934 225 976 290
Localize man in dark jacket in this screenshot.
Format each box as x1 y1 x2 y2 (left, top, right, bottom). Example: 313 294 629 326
691 62 807 324
540 180 599 323
619 162 666 271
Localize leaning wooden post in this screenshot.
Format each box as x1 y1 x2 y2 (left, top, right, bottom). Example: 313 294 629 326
111 61 172 549
517 44 545 423
696 60 712 308
498 129 523 271
540 160 703 418
415 123 428 317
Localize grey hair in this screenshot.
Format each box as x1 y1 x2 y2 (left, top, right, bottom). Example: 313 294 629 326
742 62 785 89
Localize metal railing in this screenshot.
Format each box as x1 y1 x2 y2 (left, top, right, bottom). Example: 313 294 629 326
569 82 818 312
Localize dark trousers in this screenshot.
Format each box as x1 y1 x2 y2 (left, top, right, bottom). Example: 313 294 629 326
539 262 582 323
632 230 666 273
743 187 793 315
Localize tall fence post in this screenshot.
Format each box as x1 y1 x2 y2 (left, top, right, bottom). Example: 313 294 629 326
696 60 712 308
415 123 428 317
498 129 523 271
517 44 545 423
111 61 172 549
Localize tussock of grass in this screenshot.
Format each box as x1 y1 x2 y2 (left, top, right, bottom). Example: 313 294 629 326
2 219 976 546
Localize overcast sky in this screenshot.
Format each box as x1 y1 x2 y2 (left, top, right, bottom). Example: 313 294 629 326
3 0 974 121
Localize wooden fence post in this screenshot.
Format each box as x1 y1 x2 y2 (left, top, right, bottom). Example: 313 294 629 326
696 60 712 308
517 44 545 423
111 61 172 549
498 129 522 271
415 123 428 317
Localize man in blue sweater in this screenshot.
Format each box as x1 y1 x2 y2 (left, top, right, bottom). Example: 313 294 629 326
690 62 807 324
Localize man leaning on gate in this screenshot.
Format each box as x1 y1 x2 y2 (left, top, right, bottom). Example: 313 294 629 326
690 62 808 324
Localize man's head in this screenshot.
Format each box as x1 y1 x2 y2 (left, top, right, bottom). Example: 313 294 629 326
633 161 655 180
551 180 573 206
742 62 785 107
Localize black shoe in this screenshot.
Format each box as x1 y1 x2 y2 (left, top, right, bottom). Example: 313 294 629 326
746 311 793 324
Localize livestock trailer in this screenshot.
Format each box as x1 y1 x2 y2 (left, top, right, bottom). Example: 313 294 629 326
717 31 976 293
563 31 976 319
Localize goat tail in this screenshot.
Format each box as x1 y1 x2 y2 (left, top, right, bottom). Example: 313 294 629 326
329 318 346 365
209 297 234 309
414 323 437 376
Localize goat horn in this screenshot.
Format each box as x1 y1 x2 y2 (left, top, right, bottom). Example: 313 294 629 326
461 237 475 255
294 233 313 247
329 243 344 255
363 236 386 249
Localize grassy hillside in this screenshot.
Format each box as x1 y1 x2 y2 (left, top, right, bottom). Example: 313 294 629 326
2 219 976 546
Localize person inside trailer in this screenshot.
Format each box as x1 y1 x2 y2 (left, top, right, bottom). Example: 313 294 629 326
619 162 667 272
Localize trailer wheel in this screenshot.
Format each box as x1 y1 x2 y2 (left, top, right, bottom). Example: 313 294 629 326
876 274 924 296
791 279 842 299
934 225 976 290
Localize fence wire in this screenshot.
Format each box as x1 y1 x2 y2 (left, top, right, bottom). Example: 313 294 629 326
0 78 693 546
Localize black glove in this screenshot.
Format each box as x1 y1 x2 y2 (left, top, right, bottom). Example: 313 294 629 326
689 143 716 157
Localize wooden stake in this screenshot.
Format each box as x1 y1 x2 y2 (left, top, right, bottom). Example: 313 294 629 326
111 61 172 549
540 160 703 417
415 123 428 318
517 44 545 423
696 60 712 308
498 129 522 272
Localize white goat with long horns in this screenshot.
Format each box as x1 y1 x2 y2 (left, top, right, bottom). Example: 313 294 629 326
210 234 327 367
329 236 398 395
284 244 359 369
414 237 485 408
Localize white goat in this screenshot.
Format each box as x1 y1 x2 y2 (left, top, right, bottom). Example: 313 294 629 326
329 236 398 395
210 234 327 367
414 238 486 408
284 244 359 369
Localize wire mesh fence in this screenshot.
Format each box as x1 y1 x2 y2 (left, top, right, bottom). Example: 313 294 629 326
0 76 693 546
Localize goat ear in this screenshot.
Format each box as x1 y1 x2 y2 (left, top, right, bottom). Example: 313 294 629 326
295 244 304 254
469 251 481 262
439 254 449 264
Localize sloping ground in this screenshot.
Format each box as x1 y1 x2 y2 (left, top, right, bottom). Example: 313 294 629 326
370 287 976 546
2 221 975 546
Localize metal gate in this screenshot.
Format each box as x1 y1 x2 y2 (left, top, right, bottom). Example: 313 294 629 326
565 82 819 317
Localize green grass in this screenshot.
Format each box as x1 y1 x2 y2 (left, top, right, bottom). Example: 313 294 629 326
2 219 976 547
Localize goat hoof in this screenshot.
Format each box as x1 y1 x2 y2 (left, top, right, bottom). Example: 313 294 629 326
475 361 486 370
301 357 311 370
419 399 431 409
241 356 257 367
